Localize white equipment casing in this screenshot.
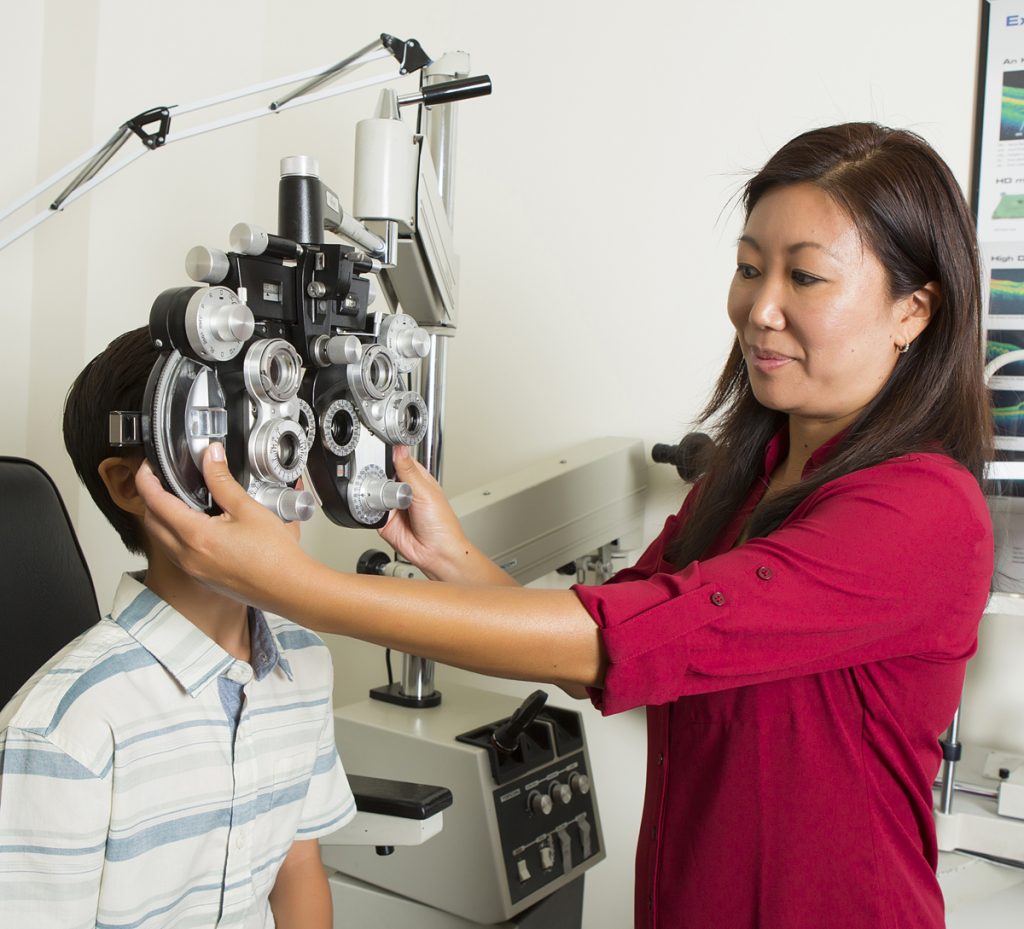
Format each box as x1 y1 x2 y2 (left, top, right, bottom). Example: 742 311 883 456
353 114 418 231
450 437 647 585
377 142 459 326
321 684 606 925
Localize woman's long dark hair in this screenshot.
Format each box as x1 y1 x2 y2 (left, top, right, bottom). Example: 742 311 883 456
666 122 992 567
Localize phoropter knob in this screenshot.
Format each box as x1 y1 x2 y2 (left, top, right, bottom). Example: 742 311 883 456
395 328 430 359
313 334 363 367
185 246 230 284
254 485 316 523
363 478 413 512
184 286 255 362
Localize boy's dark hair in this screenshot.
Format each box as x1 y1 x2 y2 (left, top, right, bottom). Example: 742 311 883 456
63 327 159 556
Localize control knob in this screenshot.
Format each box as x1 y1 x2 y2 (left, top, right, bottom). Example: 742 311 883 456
569 773 591 796
550 781 572 805
528 791 553 817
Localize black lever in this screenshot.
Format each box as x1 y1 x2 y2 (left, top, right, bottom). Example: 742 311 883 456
400 75 493 109
652 432 715 482
492 689 548 754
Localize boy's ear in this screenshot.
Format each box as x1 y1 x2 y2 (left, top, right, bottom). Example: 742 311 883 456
97 456 147 518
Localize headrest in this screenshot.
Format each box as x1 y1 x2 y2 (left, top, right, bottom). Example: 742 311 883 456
0 457 100 708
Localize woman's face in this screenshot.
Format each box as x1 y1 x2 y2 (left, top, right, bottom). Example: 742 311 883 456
727 182 913 430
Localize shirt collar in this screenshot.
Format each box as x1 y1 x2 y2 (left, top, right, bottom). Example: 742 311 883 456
108 572 293 697
762 426 848 481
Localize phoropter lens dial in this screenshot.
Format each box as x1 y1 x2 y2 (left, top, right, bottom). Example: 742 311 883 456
184 286 255 362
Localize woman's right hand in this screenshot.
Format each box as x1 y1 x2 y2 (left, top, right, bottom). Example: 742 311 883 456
379 447 518 587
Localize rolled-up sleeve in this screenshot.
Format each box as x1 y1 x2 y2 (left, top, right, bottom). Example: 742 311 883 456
576 456 993 714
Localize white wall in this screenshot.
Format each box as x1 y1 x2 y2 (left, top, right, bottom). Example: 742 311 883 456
2 2 1007 927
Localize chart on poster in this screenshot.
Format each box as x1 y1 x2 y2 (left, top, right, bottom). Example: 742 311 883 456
975 1 1024 471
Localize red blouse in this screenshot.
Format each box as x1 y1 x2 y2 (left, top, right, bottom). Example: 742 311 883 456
574 432 992 929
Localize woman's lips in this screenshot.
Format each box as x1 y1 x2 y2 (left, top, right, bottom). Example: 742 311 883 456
749 347 795 372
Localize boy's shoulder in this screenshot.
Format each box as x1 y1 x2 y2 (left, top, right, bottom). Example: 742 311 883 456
262 613 333 680
264 613 328 653
1 618 144 775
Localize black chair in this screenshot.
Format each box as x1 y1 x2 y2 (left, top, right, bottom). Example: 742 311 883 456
0 456 101 708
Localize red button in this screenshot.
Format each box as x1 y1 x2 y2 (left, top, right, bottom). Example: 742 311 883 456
710 591 726 606
756 566 773 580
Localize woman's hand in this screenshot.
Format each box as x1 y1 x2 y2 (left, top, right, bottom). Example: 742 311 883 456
135 444 309 611
378 446 469 579
379 447 518 587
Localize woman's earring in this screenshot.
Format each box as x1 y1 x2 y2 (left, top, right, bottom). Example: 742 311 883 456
898 338 911 354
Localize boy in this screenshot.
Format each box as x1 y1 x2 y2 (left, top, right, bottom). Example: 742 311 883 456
0 327 356 928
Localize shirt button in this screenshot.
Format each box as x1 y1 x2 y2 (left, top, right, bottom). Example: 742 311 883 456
756 566 773 580
657 752 664 766
710 591 726 607
235 833 246 849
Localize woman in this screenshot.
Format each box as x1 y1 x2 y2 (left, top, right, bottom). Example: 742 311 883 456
137 122 994 929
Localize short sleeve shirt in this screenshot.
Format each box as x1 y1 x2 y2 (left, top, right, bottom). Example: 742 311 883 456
0 572 356 929
574 434 993 929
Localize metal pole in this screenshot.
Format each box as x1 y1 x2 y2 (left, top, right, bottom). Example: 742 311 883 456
399 53 467 704
940 706 962 815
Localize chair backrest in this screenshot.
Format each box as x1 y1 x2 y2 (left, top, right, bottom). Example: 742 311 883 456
0 457 100 708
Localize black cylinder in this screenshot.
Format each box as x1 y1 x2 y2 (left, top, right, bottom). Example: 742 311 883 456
279 174 323 246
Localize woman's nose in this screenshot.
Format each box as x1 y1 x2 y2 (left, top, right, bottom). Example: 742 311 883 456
748 281 786 330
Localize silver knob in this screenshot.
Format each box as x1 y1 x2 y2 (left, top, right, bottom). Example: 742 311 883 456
185 246 230 284
211 302 255 344
528 791 553 816
377 479 413 511
569 773 590 796
254 485 316 522
550 782 572 805
230 222 269 256
395 328 430 359
314 334 363 367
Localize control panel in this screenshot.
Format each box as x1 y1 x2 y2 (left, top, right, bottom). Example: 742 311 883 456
323 683 606 925
456 704 601 904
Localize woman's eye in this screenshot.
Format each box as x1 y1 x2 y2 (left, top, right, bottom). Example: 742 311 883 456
736 263 759 279
792 270 821 286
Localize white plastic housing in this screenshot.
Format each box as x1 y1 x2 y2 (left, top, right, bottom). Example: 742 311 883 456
354 116 417 230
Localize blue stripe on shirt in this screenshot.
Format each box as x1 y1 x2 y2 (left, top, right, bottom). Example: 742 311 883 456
0 746 98 780
42 649 158 737
273 629 322 651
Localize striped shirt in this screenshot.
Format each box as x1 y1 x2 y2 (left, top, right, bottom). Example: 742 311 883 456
0 572 356 929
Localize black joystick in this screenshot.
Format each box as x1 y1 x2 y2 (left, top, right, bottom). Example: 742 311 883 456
492 690 548 754
652 432 715 481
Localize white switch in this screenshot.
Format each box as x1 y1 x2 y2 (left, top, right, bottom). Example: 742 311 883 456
539 843 556 870
516 858 531 883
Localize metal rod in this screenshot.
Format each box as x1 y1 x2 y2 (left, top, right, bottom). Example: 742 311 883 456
932 779 1000 801
0 69 402 253
270 38 385 110
399 333 450 702
940 706 962 815
400 654 436 701
398 55 468 703
51 126 133 210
